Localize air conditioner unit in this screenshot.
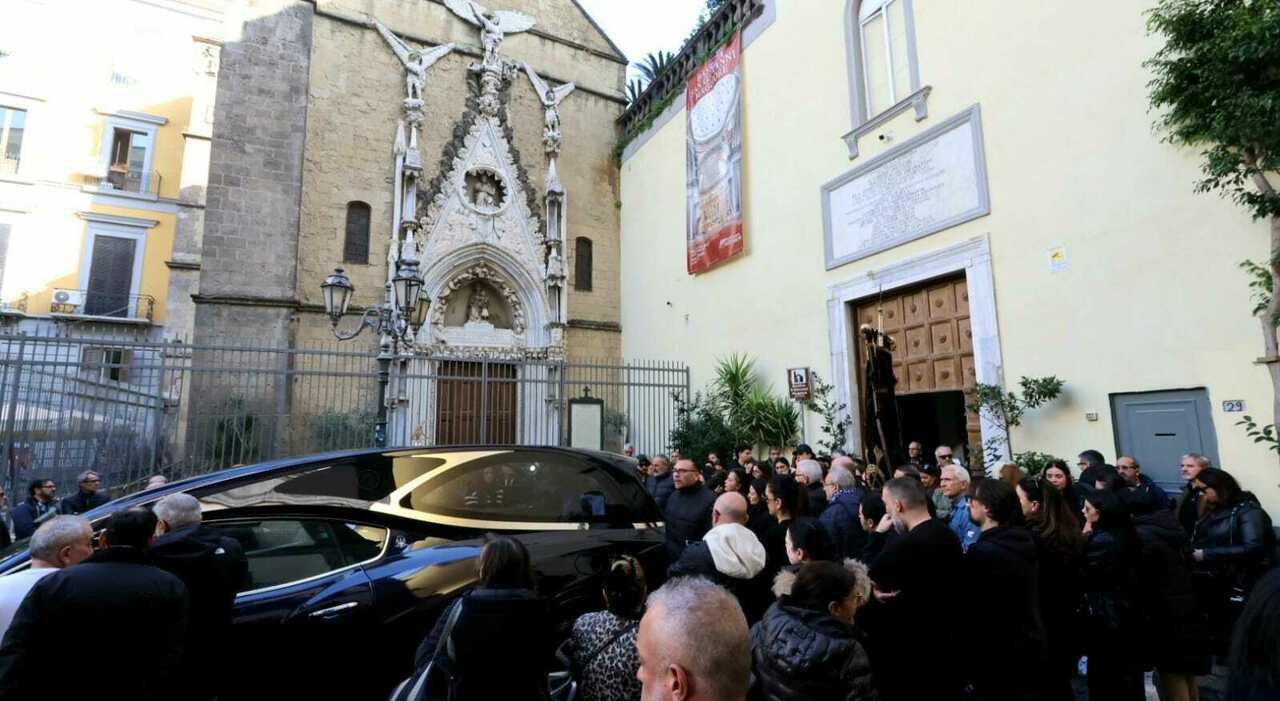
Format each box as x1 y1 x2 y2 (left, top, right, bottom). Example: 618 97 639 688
52 289 85 306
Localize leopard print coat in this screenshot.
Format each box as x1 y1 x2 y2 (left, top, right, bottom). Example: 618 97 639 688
568 611 641 701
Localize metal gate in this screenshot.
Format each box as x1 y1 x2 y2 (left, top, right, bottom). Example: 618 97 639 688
0 330 688 495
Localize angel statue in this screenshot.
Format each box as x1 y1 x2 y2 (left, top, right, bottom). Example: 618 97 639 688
524 64 576 154
442 0 536 66
370 16 455 102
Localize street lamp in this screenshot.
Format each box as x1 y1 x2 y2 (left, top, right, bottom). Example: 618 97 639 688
320 258 425 448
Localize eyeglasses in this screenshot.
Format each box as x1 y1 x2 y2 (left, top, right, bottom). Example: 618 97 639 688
938 454 953 461
673 468 700 475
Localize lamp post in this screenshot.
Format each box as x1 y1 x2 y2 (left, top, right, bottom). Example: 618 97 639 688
320 258 426 448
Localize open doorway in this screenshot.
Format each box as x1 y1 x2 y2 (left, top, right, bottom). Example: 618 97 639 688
897 391 969 463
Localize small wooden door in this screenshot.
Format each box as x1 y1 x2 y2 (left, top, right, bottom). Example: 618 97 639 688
854 275 983 463
435 361 517 445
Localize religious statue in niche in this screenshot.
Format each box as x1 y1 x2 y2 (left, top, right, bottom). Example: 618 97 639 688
523 64 576 155
464 169 507 213
467 286 492 324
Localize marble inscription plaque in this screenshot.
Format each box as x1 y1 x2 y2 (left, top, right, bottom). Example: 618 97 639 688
823 108 989 268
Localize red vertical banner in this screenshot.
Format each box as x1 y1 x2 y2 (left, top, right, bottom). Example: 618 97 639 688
685 33 743 275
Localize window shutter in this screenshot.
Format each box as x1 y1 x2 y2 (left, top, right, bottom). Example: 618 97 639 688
574 237 593 292
85 235 137 317
117 349 133 385
343 202 371 264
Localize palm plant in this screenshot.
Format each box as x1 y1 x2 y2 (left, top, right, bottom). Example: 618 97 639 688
635 50 675 83
625 79 646 105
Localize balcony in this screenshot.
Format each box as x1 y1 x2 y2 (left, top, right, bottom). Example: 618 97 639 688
84 169 161 197
50 289 155 322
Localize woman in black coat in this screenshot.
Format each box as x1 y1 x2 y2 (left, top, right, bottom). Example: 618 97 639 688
747 479 776 542
1043 459 1084 515
1190 468 1276 653
1228 567 1280 701
1128 494 1210 701
1080 488 1144 701
750 560 875 701
408 535 554 701
1016 476 1084 701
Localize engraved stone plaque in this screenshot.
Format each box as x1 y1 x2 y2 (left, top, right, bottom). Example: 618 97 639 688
822 107 989 269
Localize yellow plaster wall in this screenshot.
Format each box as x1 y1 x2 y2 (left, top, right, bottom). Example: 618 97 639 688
619 2 1280 514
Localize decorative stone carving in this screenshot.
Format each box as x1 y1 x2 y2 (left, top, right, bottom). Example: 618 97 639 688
443 0 536 69
430 263 527 338
370 17 454 105
523 64 575 155
463 167 508 214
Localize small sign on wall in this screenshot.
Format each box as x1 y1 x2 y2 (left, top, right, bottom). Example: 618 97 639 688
1048 245 1069 273
1222 400 1245 413
788 368 812 401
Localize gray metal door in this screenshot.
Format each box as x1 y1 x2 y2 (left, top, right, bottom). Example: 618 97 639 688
1112 389 1220 495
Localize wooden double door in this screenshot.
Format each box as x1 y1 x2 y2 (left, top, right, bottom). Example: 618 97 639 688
435 361 517 445
854 274 982 463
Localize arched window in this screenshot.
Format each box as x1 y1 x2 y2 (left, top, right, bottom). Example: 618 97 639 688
343 201 370 264
843 0 926 156
574 237 593 292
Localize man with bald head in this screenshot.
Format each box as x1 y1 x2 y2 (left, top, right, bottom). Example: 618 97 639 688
637 577 751 701
668 491 769 623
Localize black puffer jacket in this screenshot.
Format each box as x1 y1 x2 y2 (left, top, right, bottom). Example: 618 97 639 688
750 601 875 701
1132 508 1209 673
645 471 675 511
663 483 716 564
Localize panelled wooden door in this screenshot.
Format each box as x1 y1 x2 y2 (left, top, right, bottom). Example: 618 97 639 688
854 274 982 457
435 361 517 444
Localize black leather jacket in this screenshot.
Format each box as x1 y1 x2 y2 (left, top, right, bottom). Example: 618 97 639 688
750 601 875 701
1191 496 1274 591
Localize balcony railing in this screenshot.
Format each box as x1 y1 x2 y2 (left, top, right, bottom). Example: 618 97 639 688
50 290 155 321
85 169 162 197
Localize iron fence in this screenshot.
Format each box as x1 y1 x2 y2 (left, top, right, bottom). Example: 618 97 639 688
0 329 688 495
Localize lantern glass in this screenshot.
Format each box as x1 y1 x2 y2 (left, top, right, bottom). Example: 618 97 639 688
320 268 354 323
410 292 430 329
393 261 423 316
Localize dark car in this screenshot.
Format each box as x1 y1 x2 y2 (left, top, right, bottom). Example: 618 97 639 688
0 446 665 700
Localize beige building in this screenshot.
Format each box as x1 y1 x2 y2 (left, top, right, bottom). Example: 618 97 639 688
618 0 1280 514
0 0 224 341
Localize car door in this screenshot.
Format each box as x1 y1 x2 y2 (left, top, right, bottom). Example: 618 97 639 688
203 516 389 700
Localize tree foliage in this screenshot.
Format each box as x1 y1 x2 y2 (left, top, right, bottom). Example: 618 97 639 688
804 371 852 455
668 354 800 461
1146 0 1280 221
965 376 1065 467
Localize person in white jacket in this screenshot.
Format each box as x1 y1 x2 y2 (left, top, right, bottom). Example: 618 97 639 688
667 492 770 623
0 515 93 639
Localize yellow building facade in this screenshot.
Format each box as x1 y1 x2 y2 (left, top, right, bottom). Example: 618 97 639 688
0 0 224 339
618 0 1280 515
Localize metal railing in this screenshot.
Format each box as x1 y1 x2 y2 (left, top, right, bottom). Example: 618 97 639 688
0 330 689 493
50 290 156 321
84 169 162 197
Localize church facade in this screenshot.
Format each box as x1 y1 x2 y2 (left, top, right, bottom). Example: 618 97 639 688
198 0 624 357
196 0 626 444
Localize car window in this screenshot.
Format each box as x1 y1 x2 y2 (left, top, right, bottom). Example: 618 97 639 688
196 453 444 511
208 519 387 593
402 451 626 524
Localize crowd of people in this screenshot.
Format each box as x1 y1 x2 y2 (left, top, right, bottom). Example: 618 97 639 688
0 492 245 699
384 443 1277 701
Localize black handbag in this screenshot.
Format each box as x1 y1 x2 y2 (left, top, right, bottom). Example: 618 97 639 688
389 600 465 701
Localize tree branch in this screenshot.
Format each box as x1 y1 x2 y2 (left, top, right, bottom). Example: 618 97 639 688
1243 147 1278 199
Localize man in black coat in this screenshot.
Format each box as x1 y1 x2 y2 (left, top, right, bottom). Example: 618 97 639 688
663 459 716 565
1176 453 1210 535
668 492 769 623
1117 456 1172 511
863 477 964 701
58 470 108 515
0 507 188 699
964 479 1046 701
645 455 676 512
151 493 249 701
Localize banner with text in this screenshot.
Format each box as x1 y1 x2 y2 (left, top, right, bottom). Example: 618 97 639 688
686 33 744 275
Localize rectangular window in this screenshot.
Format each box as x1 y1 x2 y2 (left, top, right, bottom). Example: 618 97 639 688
859 0 913 118
81 347 133 384
106 127 151 193
574 238 593 292
0 106 26 176
85 234 138 317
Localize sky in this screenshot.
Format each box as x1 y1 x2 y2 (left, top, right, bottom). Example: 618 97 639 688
575 0 708 82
